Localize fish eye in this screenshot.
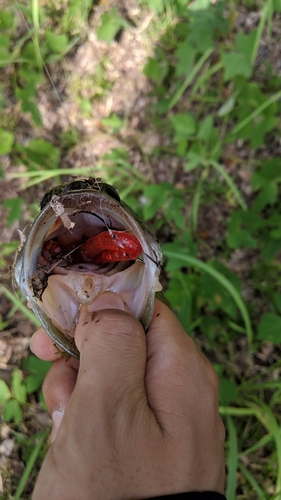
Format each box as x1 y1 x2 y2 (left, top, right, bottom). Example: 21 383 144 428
104 184 120 202
64 180 90 192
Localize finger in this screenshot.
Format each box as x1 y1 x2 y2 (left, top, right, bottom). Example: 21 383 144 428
71 292 147 421
42 357 79 424
30 328 62 361
146 299 220 426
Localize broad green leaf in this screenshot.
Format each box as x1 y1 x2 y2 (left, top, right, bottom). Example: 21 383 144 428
97 9 125 43
187 3 228 53
145 0 164 11
0 380 11 404
170 113 196 139
23 356 51 393
200 264 240 320
21 100 42 127
222 53 252 80
22 355 52 376
252 159 281 186
257 313 281 343
188 25 213 54
3 197 24 226
0 129 14 155
142 187 167 220
168 197 185 229
261 240 281 262
163 231 198 267
201 316 223 340
0 9 14 29
251 184 278 212
227 229 257 249
12 368 27 404
235 31 256 66
3 398 23 424
101 113 123 132
164 272 195 332
0 34 10 50
184 152 202 171
270 227 281 239
273 0 281 11
46 31 69 54
175 40 196 76
197 115 214 143
227 80 277 148
18 67 42 85
79 98 92 116
219 378 239 405
24 375 45 394
21 139 60 169
250 113 276 150
273 294 281 315
143 49 169 84
21 41 37 63
189 0 211 10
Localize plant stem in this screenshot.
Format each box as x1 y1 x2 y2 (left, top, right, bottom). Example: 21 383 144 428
168 48 213 110
230 89 281 136
164 251 253 346
14 430 49 500
210 159 247 210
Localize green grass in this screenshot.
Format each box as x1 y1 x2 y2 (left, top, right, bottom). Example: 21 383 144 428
1 0 281 497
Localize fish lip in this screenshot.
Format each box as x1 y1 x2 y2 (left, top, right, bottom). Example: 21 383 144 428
14 186 163 359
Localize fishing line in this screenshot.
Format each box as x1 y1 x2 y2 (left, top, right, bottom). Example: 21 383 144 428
15 3 93 174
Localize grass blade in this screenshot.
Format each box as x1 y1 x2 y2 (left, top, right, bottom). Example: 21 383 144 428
168 47 213 110
230 89 281 137
226 415 238 500
0 285 41 327
13 430 49 500
163 251 253 346
210 160 247 210
191 61 223 97
251 0 273 66
190 174 203 233
30 0 42 71
239 433 273 457
249 399 281 496
238 461 268 500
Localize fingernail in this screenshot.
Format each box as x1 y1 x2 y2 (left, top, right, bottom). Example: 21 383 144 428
87 292 127 313
51 409 64 443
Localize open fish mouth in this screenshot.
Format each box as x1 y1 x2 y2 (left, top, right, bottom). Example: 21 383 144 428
14 178 163 359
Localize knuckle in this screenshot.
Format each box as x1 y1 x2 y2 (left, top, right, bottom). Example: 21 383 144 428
87 309 144 343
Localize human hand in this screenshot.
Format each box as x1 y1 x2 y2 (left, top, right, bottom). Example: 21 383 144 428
31 292 225 500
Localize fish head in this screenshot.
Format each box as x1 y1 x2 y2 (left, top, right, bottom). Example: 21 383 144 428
14 178 163 359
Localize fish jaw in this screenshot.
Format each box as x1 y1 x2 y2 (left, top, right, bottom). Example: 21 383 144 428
14 187 162 359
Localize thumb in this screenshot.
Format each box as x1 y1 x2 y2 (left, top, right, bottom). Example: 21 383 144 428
73 292 147 407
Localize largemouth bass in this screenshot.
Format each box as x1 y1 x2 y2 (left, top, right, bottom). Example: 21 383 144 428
13 178 163 359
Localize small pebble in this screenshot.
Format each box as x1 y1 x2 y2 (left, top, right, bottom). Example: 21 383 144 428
0 439 14 457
